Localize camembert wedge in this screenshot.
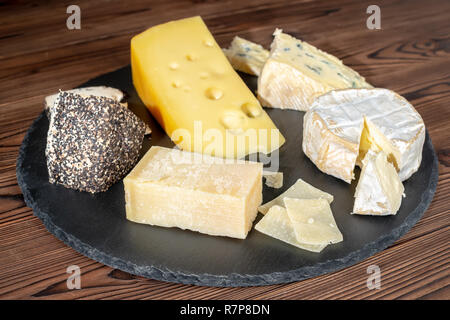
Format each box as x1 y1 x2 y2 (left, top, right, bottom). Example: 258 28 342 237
124 146 263 239
258 29 371 111
303 88 425 183
131 17 285 159
353 151 404 216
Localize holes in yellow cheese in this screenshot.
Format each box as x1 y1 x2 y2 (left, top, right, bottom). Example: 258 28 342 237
205 87 223 100
220 111 247 133
169 62 179 70
241 102 262 118
186 54 198 61
203 39 214 47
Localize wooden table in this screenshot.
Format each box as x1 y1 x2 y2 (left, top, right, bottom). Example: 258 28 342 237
0 0 449 300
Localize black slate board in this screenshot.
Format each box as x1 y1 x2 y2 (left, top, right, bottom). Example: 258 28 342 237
16 66 439 287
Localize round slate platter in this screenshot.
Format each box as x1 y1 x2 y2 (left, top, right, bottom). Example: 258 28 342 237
16 66 438 287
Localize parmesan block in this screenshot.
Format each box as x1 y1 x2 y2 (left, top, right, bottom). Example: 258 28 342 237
263 170 283 189
353 151 404 216
258 178 333 214
223 36 269 76
284 198 343 245
124 146 263 239
131 16 285 159
258 29 371 111
255 205 326 253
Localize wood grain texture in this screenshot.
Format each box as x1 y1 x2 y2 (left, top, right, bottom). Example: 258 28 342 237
0 0 449 300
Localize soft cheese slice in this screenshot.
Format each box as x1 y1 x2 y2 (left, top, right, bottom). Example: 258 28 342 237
263 170 283 189
223 36 269 76
124 146 263 239
131 16 285 159
255 205 326 253
353 151 404 215
258 29 371 111
44 86 124 116
258 178 333 214
303 88 426 183
284 198 343 245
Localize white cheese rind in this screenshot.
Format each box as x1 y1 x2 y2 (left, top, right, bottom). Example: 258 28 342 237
353 151 404 216
124 146 263 239
303 88 425 183
263 170 283 189
258 29 371 111
223 36 269 76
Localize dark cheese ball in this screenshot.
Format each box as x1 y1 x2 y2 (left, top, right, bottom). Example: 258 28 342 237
45 92 146 193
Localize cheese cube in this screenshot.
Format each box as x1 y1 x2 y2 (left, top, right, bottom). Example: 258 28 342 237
124 146 263 239
223 36 269 76
131 16 285 159
258 29 372 111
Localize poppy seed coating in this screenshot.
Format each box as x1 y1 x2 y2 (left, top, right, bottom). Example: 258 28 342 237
46 92 146 193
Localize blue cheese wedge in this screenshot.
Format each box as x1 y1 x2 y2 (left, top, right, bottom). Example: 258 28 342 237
284 198 343 246
255 205 326 253
258 29 372 111
223 36 269 76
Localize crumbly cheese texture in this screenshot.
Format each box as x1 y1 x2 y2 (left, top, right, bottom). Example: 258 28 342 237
257 29 372 111
303 88 425 183
284 198 343 246
44 86 124 117
353 151 404 216
124 146 263 239
255 205 326 252
223 36 269 76
258 178 333 214
263 170 283 189
131 16 285 159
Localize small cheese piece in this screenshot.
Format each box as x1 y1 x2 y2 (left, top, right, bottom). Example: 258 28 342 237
303 88 426 183
223 36 269 76
353 151 404 215
258 178 333 214
258 29 371 111
44 86 124 117
131 16 285 159
255 205 326 253
284 198 343 246
263 170 283 189
124 146 263 239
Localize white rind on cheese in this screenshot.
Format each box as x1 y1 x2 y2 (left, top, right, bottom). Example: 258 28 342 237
353 150 404 216
223 36 269 76
303 88 425 183
255 205 326 253
45 86 124 116
257 29 371 111
124 146 263 239
258 178 333 214
284 198 343 246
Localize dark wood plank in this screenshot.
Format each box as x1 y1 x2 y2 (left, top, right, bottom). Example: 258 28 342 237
0 0 449 300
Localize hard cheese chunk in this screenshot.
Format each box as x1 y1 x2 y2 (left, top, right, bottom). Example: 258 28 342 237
124 146 263 239
262 170 283 189
131 16 285 159
223 36 269 76
353 151 404 216
284 198 343 246
258 178 333 214
258 29 371 111
255 205 326 253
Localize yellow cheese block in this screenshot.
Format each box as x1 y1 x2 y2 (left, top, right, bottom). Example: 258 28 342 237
124 146 263 239
131 16 285 159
